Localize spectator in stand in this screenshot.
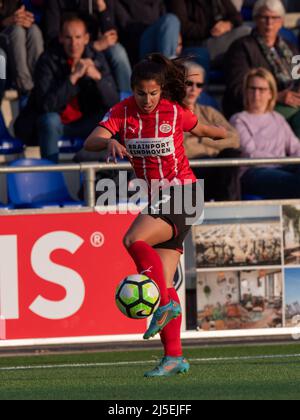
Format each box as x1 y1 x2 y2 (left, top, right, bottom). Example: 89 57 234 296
0 0 44 98
231 68 300 199
223 0 300 139
166 0 251 71
183 61 241 201
114 0 181 64
16 13 119 162
43 0 132 99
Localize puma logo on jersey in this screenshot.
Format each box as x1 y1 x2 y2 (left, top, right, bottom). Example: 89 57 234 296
128 126 136 134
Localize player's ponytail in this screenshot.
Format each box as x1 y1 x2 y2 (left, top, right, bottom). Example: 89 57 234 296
131 53 187 106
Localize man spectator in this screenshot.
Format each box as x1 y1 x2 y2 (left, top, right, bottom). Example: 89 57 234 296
43 0 132 98
16 13 119 162
0 0 44 98
114 0 181 64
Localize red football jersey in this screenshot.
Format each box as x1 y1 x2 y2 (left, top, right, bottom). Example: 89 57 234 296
99 97 198 186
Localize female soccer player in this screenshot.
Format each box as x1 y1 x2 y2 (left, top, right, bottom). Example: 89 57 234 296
84 53 227 377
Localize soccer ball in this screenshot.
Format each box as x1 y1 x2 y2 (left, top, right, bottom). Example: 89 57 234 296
115 275 160 319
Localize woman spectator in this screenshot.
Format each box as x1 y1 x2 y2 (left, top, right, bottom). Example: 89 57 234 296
166 0 251 70
0 0 44 97
224 0 300 139
184 61 240 201
231 68 300 199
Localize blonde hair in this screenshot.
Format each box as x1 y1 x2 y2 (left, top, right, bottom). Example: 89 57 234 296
243 68 278 112
183 61 206 80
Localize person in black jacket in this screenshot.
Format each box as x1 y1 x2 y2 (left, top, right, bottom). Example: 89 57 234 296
17 13 119 162
43 0 132 97
114 0 181 64
0 0 44 95
166 0 251 69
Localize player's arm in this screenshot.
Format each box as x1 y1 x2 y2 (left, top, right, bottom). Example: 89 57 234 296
190 121 228 140
84 126 132 163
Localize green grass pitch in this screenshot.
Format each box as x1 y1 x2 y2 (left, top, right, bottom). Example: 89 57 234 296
0 343 300 400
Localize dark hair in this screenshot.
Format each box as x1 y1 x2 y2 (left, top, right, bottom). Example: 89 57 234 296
60 12 89 34
131 53 187 106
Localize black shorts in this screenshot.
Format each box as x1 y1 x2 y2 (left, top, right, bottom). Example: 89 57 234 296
145 182 199 254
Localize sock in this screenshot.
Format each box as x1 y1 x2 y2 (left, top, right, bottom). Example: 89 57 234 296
128 241 170 306
160 288 183 358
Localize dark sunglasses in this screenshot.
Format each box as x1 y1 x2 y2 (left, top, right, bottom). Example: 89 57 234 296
185 81 205 89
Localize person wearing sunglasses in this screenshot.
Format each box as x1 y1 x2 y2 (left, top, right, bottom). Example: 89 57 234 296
183 61 240 200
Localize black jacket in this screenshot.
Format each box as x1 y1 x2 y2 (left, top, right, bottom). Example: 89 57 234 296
15 43 119 144
33 43 118 114
223 33 298 118
43 0 116 42
166 0 242 47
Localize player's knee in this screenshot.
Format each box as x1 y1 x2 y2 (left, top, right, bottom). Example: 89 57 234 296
123 234 135 250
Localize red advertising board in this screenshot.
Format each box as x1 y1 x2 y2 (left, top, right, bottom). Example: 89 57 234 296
0 211 147 340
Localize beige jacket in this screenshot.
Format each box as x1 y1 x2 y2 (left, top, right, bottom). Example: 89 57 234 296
184 104 240 159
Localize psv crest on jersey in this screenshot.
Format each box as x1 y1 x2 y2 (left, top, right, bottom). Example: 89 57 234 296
159 123 172 134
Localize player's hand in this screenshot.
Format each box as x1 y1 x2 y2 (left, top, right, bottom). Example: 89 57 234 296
106 139 133 163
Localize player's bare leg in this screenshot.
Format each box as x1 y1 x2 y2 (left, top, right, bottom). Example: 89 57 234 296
124 214 182 339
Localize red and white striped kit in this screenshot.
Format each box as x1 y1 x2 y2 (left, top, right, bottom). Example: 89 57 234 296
99 97 198 187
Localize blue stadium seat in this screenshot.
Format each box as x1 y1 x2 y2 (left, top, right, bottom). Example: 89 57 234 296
279 27 299 47
7 158 84 209
0 112 24 156
242 194 265 201
198 91 221 111
58 137 85 154
209 70 225 84
241 7 253 22
0 202 14 209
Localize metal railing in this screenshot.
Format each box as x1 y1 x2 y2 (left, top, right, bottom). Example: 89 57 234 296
1 157 300 207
